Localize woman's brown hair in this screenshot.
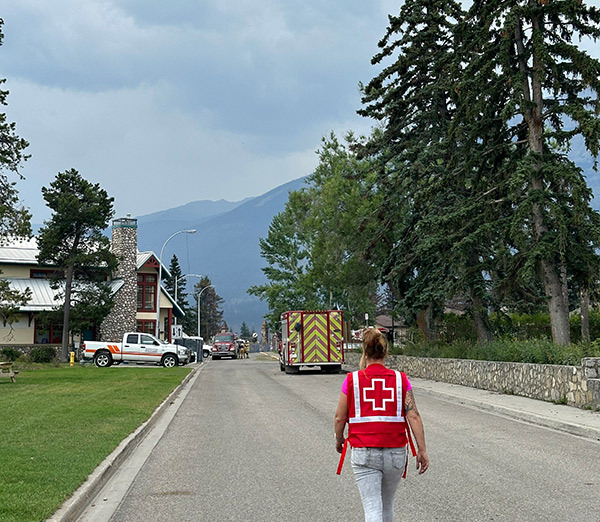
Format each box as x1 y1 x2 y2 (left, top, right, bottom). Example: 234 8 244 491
360 328 388 369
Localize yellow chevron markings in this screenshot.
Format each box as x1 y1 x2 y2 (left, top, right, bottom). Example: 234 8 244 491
304 313 329 362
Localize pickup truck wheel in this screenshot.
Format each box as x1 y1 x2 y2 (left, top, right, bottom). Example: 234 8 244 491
161 354 178 368
94 351 112 368
279 361 285 371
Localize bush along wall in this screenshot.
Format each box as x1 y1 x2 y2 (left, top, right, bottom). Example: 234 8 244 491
0 347 21 361
29 346 58 363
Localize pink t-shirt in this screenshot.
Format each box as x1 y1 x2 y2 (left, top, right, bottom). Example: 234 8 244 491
341 372 412 395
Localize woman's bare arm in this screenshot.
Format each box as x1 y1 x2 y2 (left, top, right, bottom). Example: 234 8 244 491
334 391 348 453
405 389 429 474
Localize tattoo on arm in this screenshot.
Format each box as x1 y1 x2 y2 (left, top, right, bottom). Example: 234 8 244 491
405 390 418 414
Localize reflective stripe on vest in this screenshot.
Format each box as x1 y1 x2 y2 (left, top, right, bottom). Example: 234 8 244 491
348 370 405 424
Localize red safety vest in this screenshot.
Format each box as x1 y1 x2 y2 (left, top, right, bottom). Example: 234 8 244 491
336 364 417 476
347 364 409 448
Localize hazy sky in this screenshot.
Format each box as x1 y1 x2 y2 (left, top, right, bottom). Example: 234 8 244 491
1 1 401 223
3 1 600 223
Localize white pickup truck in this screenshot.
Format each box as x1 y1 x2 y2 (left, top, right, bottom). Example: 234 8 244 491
82 332 191 368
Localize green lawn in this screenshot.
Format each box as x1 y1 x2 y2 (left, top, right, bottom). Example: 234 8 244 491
0 365 191 522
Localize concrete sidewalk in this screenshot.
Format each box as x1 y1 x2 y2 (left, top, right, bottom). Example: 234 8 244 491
409 376 600 442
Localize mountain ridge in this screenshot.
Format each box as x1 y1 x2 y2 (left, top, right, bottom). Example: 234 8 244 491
135 176 308 334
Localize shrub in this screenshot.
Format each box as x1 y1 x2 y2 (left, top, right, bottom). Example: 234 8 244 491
29 346 58 363
437 314 478 343
569 312 600 342
400 338 600 365
0 347 21 361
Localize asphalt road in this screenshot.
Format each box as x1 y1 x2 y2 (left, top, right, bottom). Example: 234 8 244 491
104 357 599 522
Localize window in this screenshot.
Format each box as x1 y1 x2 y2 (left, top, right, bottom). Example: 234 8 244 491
140 334 156 345
35 320 62 344
136 320 155 334
137 274 157 312
126 333 138 344
30 269 58 279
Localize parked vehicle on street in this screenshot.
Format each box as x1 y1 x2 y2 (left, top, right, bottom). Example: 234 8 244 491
212 331 238 359
175 335 211 360
279 310 344 374
82 332 191 367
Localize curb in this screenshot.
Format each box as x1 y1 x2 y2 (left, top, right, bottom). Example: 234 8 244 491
47 365 200 522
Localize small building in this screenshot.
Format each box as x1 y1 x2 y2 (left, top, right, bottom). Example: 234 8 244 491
375 314 410 345
0 217 184 348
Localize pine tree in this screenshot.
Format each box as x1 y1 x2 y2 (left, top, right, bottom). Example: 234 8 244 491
462 0 600 344
164 254 195 334
37 169 117 360
240 322 251 339
358 0 478 339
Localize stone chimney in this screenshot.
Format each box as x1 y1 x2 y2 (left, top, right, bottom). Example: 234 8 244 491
100 216 138 341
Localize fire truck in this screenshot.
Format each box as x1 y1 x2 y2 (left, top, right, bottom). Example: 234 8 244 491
279 310 344 374
211 331 238 359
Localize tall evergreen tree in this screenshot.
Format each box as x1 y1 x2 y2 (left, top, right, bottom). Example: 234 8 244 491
240 321 251 339
164 254 195 334
0 18 32 338
462 0 600 344
37 169 117 360
358 0 477 339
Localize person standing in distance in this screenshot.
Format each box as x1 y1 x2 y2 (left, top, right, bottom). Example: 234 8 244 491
334 328 429 522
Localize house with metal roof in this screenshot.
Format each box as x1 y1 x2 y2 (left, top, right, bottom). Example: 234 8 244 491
0 217 184 348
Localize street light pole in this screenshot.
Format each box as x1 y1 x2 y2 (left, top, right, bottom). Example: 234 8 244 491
156 229 196 338
197 284 214 339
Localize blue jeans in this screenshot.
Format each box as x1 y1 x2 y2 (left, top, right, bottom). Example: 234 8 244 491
351 446 407 522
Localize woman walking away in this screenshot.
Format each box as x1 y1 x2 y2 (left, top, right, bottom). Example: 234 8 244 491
334 328 429 522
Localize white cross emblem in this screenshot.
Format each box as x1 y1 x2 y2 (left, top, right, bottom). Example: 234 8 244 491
363 378 395 411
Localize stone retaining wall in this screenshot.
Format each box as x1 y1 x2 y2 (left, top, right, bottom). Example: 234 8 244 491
344 353 600 410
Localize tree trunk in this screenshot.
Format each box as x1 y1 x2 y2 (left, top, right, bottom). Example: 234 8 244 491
61 264 74 362
416 303 436 341
539 259 571 345
580 286 590 343
515 14 571 345
470 292 494 344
